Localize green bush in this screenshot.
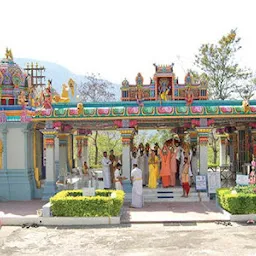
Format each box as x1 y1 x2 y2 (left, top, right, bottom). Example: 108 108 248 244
50 189 125 217
217 186 256 214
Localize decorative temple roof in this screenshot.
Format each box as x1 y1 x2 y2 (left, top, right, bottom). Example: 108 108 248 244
32 100 256 121
0 49 27 89
153 63 174 74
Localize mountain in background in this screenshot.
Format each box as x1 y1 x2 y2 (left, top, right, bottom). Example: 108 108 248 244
15 58 120 99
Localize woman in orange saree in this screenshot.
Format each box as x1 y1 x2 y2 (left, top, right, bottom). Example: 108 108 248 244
159 145 171 188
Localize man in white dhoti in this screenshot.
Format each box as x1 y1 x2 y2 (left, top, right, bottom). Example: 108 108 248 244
130 150 139 166
114 163 124 190
101 151 112 189
138 150 147 186
130 164 143 208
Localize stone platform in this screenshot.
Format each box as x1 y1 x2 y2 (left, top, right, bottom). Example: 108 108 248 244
125 186 209 202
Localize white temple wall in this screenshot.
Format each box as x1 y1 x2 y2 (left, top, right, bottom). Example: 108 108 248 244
7 128 25 169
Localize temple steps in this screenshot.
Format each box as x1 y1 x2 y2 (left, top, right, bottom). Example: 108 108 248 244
124 187 209 202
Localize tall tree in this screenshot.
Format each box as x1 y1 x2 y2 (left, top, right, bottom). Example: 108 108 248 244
78 73 116 102
78 73 116 164
195 29 251 100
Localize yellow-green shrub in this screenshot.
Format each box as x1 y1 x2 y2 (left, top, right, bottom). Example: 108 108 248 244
217 187 256 214
50 189 125 217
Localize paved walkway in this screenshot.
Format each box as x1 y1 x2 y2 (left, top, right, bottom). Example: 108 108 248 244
121 201 229 223
0 199 229 223
0 200 44 217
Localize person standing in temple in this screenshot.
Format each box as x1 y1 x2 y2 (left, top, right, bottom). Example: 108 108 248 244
148 149 159 189
101 151 112 189
109 149 116 187
130 147 139 166
159 144 171 188
130 164 143 208
138 150 147 186
114 163 125 190
181 157 190 197
170 143 177 187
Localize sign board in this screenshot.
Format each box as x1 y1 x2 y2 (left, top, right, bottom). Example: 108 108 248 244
82 187 95 197
196 175 207 191
207 171 221 193
236 174 249 186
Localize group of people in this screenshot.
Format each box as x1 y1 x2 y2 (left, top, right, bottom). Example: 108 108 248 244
99 138 198 208
101 150 143 208
130 140 198 197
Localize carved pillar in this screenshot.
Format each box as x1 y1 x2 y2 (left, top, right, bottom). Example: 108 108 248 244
75 135 84 169
67 134 73 172
82 136 89 166
58 133 69 178
2 127 8 170
40 129 57 201
119 128 135 179
33 127 40 188
219 135 228 166
54 136 60 180
197 128 211 175
251 130 256 156
229 133 236 172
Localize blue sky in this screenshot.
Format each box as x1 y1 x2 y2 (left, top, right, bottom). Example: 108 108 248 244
1 0 256 85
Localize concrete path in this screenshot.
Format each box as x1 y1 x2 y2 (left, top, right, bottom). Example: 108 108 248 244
0 224 256 256
0 200 229 224
121 201 229 223
0 200 44 217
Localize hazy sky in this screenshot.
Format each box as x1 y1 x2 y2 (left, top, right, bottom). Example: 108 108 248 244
1 0 256 85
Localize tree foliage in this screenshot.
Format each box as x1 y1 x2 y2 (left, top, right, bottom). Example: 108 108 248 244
89 131 122 167
134 130 173 148
78 73 116 102
195 29 251 100
78 73 117 165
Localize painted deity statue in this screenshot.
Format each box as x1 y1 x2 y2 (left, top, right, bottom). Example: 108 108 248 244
18 90 28 107
5 47 13 60
41 80 53 109
53 84 70 103
242 98 250 113
185 87 194 106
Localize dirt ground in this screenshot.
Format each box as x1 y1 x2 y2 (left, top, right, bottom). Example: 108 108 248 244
0 223 256 256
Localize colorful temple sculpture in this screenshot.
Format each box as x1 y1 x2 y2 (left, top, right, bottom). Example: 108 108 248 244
121 64 208 105
0 49 256 201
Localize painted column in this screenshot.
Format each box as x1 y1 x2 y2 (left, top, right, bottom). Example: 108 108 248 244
197 128 210 175
219 135 227 166
54 137 60 180
2 127 8 170
82 136 89 166
119 128 135 179
0 127 9 200
251 130 256 157
67 134 73 172
229 133 235 172
75 135 84 169
40 129 57 201
58 133 69 178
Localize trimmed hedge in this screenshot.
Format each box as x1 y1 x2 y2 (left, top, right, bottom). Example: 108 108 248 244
217 186 256 214
50 189 125 217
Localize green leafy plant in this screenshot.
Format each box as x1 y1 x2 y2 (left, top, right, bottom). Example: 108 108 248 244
217 186 256 214
50 189 125 217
